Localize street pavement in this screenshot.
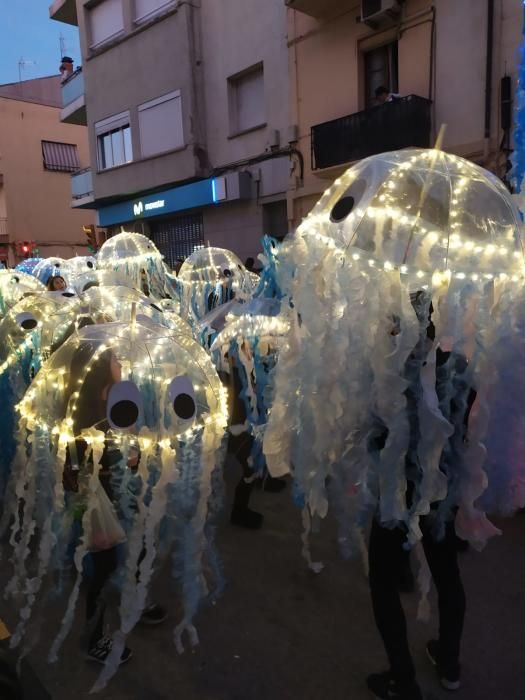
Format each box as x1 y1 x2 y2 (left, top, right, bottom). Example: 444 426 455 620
2 463 525 700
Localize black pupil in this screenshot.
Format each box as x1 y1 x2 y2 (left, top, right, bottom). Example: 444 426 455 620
330 195 355 223
87 261 94 269
173 393 196 420
21 318 37 330
62 292 75 297
110 400 139 428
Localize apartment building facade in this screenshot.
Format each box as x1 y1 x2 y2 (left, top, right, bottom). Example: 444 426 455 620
0 76 94 266
285 0 522 224
51 0 523 260
51 0 292 266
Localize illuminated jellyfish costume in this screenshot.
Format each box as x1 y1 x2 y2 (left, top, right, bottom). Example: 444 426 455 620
97 232 175 300
32 257 67 285
0 269 45 318
62 255 97 287
15 257 42 276
70 267 136 294
3 318 228 690
208 298 290 476
255 235 285 300
0 292 81 499
156 294 181 317
263 148 524 563
178 246 257 323
79 285 194 337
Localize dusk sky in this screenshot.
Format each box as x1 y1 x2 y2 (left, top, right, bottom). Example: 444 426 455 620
0 0 80 85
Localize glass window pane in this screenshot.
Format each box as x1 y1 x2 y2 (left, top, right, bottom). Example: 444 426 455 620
111 129 125 166
99 133 113 169
123 126 133 162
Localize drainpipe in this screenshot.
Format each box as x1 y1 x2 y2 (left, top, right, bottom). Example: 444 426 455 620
484 0 495 161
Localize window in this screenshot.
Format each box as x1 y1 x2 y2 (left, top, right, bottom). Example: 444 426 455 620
134 0 176 22
42 141 80 172
228 63 265 136
263 201 288 241
138 91 184 158
95 112 133 170
150 214 204 265
88 0 124 48
364 41 398 108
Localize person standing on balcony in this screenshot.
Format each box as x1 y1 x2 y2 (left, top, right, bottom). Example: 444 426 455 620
59 56 74 84
375 85 400 105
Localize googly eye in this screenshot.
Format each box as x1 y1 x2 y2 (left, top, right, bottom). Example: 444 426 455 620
168 376 196 420
107 381 142 429
15 312 38 330
330 178 368 223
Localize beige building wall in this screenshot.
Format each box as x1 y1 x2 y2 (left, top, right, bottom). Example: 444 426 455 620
0 78 94 265
288 0 522 226
66 0 291 260
200 0 289 166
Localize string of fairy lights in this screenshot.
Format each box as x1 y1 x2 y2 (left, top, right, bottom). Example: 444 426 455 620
17 322 229 448
301 149 525 285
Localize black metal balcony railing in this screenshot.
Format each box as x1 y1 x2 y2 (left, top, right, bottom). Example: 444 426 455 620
311 94 432 171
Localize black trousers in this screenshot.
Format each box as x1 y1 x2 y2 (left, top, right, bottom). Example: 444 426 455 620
228 432 255 510
86 547 118 647
368 514 466 686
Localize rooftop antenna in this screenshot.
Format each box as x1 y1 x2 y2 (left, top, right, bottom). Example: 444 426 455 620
59 33 67 58
18 58 36 84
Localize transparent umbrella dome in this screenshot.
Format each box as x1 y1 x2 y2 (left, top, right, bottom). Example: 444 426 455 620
0 270 45 316
79 285 193 336
304 148 524 278
71 268 137 294
19 321 227 443
32 258 67 285
14 258 42 276
97 232 163 266
62 256 97 279
178 247 249 284
0 292 80 372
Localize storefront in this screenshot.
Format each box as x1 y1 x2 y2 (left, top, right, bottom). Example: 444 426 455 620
96 174 251 265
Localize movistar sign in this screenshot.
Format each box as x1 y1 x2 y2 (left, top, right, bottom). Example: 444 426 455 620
98 177 232 227
133 199 165 217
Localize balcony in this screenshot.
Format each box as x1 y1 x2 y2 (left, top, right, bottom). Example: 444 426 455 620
285 0 353 18
311 95 432 171
61 68 86 125
0 219 8 262
71 168 94 208
49 0 78 26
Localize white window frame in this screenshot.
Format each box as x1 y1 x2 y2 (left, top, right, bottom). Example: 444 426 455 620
95 111 133 171
138 90 184 158
88 0 125 49
134 0 178 24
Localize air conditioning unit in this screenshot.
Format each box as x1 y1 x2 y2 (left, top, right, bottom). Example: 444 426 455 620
361 0 401 27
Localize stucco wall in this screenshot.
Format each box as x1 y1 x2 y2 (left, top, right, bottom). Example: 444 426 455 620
0 91 94 261
200 0 289 168
203 199 267 262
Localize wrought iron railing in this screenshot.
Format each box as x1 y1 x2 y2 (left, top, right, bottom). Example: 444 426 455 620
311 94 432 170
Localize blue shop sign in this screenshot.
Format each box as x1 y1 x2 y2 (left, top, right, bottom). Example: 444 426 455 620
98 177 223 227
